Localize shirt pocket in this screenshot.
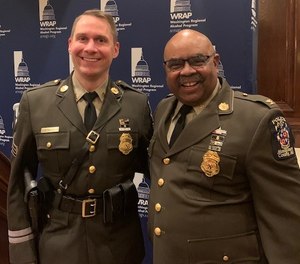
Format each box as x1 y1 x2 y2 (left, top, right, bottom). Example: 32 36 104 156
106 131 139 177
187 231 261 264
36 131 70 173
107 131 138 152
184 146 237 201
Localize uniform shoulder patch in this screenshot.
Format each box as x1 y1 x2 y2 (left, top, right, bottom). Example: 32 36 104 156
269 114 296 160
235 91 278 109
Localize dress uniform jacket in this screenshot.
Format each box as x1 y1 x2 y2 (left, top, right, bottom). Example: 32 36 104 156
148 77 300 264
7 75 153 264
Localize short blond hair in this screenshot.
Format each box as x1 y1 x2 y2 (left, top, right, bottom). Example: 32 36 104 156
70 9 118 43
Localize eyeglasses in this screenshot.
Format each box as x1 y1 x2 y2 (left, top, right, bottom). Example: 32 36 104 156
164 53 215 72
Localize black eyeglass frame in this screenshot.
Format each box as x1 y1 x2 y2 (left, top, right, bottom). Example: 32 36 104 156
163 53 215 72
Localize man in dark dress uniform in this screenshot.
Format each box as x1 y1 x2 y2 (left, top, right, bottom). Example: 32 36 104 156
7 10 153 264
148 29 300 264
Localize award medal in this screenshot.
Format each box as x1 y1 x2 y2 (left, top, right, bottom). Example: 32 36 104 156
119 118 131 132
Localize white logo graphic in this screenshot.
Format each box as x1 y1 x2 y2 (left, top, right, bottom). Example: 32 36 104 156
213 46 226 79
133 173 150 218
251 0 258 31
12 103 20 129
218 60 226 79
104 0 119 17
0 24 12 39
131 48 151 84
170 0 206 33
0 116 5 135
69 54 74 74
14 51 40 94
39 0 56 27
14 51 30 83
100 0 132 32
0 115 12 146
39 0 67 39
170 0 192 15
131 48 163 95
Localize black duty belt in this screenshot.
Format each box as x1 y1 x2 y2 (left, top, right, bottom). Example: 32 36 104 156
58 195 103 218
50 179 138 223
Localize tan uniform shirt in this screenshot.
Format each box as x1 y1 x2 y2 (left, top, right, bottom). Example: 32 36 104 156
167 79 221 143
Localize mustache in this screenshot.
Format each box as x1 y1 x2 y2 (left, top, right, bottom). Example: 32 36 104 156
179 74 204 83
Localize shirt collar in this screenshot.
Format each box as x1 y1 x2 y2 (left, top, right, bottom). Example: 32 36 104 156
173 78 221 118
193 78 221 114
72 74 107 103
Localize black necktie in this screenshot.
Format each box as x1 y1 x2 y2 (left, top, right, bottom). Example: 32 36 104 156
82 92 98 131
169 104 192 147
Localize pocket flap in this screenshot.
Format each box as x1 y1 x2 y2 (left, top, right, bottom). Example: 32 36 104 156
36 132 70 150
188 232 260 263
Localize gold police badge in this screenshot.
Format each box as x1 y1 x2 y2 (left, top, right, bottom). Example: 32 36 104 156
200 150 220 177
119 133 133 155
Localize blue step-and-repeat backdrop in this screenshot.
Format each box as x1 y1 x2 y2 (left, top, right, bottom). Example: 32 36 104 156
0 1 258 263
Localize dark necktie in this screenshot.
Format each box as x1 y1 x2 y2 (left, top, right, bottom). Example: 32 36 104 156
169 104 192 147
82 92 98 131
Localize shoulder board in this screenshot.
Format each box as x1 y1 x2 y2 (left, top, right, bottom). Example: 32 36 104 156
234 91 278 109
26 79 62 93
39 79 61 88
114 80 143 94
165 93 174 98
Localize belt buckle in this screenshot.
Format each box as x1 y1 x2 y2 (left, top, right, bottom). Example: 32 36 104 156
82 198 97 218
86 130 100 144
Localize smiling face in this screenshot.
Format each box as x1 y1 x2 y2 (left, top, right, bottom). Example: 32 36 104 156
163 30 220 106
68 14 119 87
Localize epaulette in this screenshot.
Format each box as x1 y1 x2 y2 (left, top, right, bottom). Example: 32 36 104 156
39 79 61 88
114 80 143 94
165 93 174 98
234 91 278 109
26 79 62 93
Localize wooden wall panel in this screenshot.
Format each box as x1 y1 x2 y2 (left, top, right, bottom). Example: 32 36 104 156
257 0 300 146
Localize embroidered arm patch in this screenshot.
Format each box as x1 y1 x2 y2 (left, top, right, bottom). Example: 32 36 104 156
270 115 295 160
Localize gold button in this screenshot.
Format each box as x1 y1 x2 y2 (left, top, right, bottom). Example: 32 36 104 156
89 165 96 174
154 227 161 236
155 203 162 212
163 158 170 165
88 188 95 194
46 142 52 148
89 145 96 152
158 178 164 187
223 255 229 262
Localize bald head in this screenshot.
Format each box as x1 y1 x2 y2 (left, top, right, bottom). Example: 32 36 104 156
163 29 220 106
164 30 215 61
